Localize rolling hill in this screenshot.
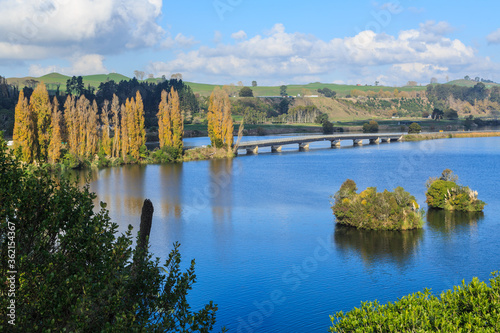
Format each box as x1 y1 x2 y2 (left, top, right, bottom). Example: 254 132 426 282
6 72 427 97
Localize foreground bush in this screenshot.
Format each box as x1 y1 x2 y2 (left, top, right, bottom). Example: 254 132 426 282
331 180 424 230
330 272 500 332
426 169 485 212
0 138 219 332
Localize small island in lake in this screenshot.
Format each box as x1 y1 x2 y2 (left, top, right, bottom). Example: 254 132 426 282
331 179 424 230
426 169 485 212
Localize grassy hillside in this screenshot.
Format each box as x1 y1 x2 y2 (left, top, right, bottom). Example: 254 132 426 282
446 79 500 88
7 72 426 97
7 73 131 90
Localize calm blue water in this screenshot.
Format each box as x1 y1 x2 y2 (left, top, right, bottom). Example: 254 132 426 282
83 137 500 332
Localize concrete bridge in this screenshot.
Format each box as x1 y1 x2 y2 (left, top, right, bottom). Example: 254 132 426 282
235 133 404 154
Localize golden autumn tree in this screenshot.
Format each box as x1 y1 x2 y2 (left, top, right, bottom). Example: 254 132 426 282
123 92 146 160
77 96 89 158
157 89 171 148
121 104 129 159
86 100 99 158
170 88 183 151
13 90 36 163
64 95 79 157
134 91 146 155
48 97 62 163
208 87 233 149
111 94 121 159
157 87 183 152
101 100 112 156
30 83 52 161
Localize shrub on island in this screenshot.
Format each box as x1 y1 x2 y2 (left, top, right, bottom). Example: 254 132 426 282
331 179 424 230
426 169 485 212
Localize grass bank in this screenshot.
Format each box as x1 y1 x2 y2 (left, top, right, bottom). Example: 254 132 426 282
404 131 500 141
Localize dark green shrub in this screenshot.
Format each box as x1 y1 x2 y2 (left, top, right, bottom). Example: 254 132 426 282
408 122 422 134
330 272 500 332
0 139 220 331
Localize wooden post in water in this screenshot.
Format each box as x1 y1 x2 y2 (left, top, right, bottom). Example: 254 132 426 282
137 199 154 252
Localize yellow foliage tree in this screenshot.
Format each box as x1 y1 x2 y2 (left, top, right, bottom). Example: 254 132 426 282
157 87 183 152
121 104 129 159
208 87 233 149
13 90 36 163
64 95 79 157
30 83 52 161
111 94 121 159
101 100 112 156
134 91 146 156
48 97 62 163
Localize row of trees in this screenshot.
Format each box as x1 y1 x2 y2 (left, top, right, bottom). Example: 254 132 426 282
12 82 235 165
12 83 192 165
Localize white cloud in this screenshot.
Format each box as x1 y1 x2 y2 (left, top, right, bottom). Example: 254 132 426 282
29 54 108 76
148 23 487 85
0 0 164 60
161 33 199 49
231 30 247 41
487 28 500 44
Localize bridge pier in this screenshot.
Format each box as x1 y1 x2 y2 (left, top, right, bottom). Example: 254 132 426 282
271 145 282 153
381 138 391 143
246 146 259 154
353 139 363 146
369 138 380 144
331 140 341 148
299 143 310 151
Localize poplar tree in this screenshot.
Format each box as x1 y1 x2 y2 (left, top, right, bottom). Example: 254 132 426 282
157 87 183 152
30 83 52 161
158 90 172 148
77 96 89 158
48 97 62 163
111 94 121 159
135 91 146 155
101 100 112 156
208 87 233 149
13 90 36 163
121 104 129 159
86 100 99 158
64 95 79 157
170 88 184 151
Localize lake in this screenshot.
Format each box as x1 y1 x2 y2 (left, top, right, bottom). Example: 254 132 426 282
81 136 500 332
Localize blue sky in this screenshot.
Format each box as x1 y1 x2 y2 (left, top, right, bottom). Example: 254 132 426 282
1 0 500 86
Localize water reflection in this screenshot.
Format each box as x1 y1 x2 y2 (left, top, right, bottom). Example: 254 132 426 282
159 163 183 219
119 165 146 216
209 158 234 223
426 209 484 234
333 224 423 267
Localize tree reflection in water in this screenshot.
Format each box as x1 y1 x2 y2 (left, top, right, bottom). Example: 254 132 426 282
426 209 484 234
333 224 423 267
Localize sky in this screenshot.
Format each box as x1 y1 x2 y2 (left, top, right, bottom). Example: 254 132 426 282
1 0 500 86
